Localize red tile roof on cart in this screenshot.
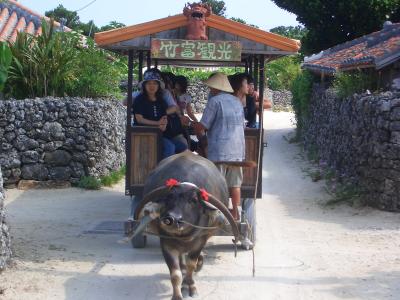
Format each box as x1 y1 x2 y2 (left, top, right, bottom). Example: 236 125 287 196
0 0 70 43
303 22 400 74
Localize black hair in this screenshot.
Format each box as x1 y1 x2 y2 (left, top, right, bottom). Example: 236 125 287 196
246 74 254 84
228 72 248 93
161 72 176 89
174 75 189 93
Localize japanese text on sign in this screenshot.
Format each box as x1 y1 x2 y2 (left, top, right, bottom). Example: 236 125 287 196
151 39 242 61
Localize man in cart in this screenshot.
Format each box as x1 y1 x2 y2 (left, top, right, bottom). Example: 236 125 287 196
194 72 245 222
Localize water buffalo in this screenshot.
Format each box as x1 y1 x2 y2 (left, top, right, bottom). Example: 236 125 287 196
134 151 239 300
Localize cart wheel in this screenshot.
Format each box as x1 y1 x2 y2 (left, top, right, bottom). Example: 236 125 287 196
242 198 256 250
129 195 147 249
131 233 147 248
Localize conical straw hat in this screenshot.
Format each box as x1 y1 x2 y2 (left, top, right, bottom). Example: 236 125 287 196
204 72 234 93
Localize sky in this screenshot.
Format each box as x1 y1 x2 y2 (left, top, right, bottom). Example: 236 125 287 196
18 0 300 31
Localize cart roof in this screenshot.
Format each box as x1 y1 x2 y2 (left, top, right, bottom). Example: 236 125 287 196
95 14 300 65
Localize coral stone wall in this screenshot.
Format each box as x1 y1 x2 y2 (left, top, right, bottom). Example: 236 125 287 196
0 97 126 185
304 87 400 211
0 168 11 271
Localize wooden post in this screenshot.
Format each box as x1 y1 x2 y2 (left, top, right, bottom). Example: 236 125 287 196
147 50 151 69
254 56 259 91
249 56 253 77
126 50 134 195
138 51 144 82
256 54 265 198
259 55 265 124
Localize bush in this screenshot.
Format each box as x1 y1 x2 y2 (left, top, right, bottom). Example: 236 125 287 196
0 42 12 92
66 39 126 98
6 20 79 99
4 20 126 99
290 70 314 135
100 165 126 186
333 71 377 99
266 55 301 90
77 176 101 190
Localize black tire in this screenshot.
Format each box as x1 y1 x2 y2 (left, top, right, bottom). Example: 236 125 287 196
242 198 256 249
131 233 147 248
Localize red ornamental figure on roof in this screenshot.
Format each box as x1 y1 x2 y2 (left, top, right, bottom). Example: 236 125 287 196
183 2 212 40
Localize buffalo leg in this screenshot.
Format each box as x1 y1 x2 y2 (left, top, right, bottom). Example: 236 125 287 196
161 245 183 300
183 250 201 297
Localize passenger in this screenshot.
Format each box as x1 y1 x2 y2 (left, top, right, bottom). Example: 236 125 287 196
193 72 245 221
123 68 178 116
174 75 199 123
244 75 257 128
161 71 191 127
133 69 188 158
248 77 272 111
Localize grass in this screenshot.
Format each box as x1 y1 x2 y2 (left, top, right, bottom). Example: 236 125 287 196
77 165 126 190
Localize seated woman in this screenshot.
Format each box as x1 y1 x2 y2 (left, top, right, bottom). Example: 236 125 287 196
133 69 188 158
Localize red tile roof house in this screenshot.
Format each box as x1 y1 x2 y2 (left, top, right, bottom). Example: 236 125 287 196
302 22 400 90
0 0 70 43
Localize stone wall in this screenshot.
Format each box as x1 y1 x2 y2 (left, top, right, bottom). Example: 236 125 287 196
188 80 292 112
303 86 400 211
0 168 11 271
0 97 126 186
270 89 293 111
187 80 209 113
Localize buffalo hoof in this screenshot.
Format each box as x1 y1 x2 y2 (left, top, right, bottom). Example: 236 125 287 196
171 296 184 300
181 284 190 298
189 285 198 298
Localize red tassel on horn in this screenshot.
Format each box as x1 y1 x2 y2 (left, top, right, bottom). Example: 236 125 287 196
199 188 209 202
165 178 180 189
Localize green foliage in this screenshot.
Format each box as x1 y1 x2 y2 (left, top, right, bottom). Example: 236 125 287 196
201 0 226 16
161 66 239 82
45 4 80 28
45 5 100 37
100 21 126 32
7 20 79 99
290 70 314 134
325 182 364 207
271 0 400 54
77 165 125 190
0 42 12 92
67 38 126 98
77 176 101 190
333 71 377 99
100 165 126 187
266 55 301 90
230 17 259 28
270 25 308 40
4 21 125 99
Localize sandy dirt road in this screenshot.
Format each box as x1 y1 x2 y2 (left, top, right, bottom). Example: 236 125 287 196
1 111 400 300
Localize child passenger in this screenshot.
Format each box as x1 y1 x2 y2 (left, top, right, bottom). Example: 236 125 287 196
174 75 199 123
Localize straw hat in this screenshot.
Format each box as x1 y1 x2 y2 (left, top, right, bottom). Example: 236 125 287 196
204 72 234 93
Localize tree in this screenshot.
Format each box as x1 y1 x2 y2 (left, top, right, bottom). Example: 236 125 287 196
100 21 126 32
271 0 400 54
230 17 259 28
270 25 307 40
45 4 80 28
200 0 226 16
74 20 99 37
45 5 101 37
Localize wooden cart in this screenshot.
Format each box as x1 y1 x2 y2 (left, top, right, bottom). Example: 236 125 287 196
95 11 299 249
